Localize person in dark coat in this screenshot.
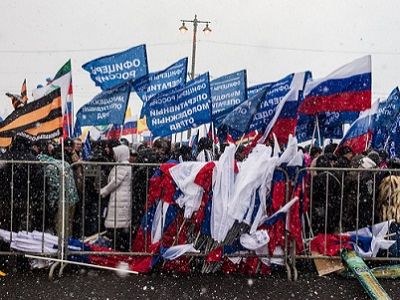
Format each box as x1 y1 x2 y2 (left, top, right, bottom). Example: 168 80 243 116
311 154 342 235
1 136 44 233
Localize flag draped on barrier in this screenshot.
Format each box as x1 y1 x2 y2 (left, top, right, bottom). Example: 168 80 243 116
142 72 212 137
210 70 247 127
337 100 379 153
82 45 148 90
133 58 188 113
74 83 131 134
299 56 371 114
0 88 62 147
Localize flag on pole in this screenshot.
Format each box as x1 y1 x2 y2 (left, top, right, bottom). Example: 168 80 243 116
133 57 188 110
5 79 29 110
32 60 74 139
82 131 92 161
0 88 63 148
137 117 149 134
299 56 371 114
219 87 267 140
105 107 138 140
370 87 400 150
21 79 28 105
270 71 312 144
336 100 379 154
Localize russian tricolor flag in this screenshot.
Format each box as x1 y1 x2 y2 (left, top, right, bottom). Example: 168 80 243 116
299 56 371 115
105 107 137 140
337 100 379 154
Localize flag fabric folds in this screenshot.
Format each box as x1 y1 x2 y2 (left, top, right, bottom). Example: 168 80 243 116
82 131 92 161
299 56 371 115
211 70 247 127
105 107 138 140
75 83 131 132
337 100 379 154
32 60 74 139
256 72 310 144
20 79 28 106
82 45 148 90
295 111 359 143
133 57 188 108
142 72 212 137
371 87 400 150
270 71 312 144
0 88 62 148
219 87 267 139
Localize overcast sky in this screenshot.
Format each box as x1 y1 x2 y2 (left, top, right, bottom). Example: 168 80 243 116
1 0 399 119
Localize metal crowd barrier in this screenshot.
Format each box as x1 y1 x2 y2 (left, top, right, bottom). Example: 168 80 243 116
61 161 292 279
0 159 293 279
0 160 63 258
290 167 400 281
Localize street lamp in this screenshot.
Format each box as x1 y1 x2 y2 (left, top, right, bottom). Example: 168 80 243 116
179 15 212 80
179 15 211 139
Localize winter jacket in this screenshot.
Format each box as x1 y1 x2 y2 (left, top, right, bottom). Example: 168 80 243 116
101 145 132 229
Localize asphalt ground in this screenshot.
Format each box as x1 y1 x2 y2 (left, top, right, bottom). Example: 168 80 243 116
1 260 400 299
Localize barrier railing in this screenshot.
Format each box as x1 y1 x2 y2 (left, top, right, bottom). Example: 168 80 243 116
0 160 62 258
290 167 400 281
0 159 292 279
63 161 292 278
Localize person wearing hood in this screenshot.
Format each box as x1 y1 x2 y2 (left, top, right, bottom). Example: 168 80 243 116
100 144 132 250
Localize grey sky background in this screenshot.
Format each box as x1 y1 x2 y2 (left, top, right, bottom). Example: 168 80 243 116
0 0 399 119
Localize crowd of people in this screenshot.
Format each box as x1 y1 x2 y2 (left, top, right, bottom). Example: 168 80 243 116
0 133 398 255
306 143 399 237
0 134 223 251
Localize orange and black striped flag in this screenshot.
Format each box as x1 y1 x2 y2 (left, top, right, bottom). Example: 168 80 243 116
21 79 28 105
0 88 62 148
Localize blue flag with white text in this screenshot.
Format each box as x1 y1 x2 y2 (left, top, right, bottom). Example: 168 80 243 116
386 116 400 159
220 87 267 140
371 87 400 150
142 73 212 137
75 83 131 133
296 112 359 143
248 73 295 132
211 70 247 127
82 45 148 90
247 83 271 99
133 58 188 117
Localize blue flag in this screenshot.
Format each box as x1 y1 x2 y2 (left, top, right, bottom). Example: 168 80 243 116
248 73 295 132
82 132 92 161
210 70 247 127
142 73 212 137
220 87 267 139
133 58 188 105
247 83 271 99
75 83 131 132
386 117 400 159
296 112 359 143
82 45 148 90
371 87 400 150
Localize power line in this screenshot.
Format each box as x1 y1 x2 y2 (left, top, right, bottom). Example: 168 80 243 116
200 40 400 56
0 41 190 54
